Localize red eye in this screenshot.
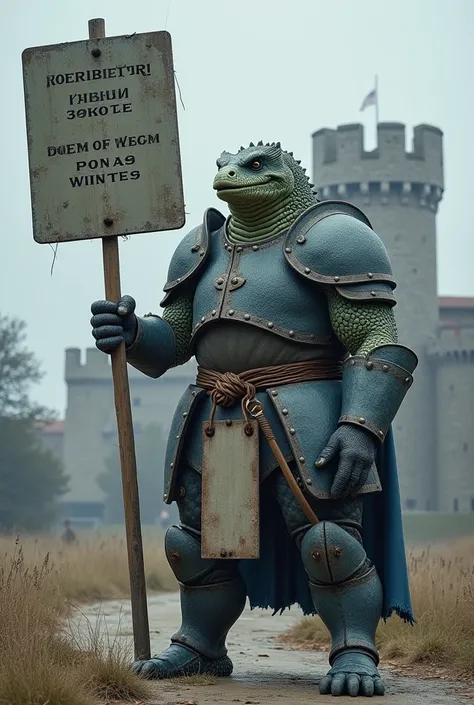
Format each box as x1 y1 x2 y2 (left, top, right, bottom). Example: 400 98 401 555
252 160 261 169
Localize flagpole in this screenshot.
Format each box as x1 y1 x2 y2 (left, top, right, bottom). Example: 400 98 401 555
375 74 379 138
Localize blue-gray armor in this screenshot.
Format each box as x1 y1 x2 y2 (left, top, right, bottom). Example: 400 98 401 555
121 200 416 696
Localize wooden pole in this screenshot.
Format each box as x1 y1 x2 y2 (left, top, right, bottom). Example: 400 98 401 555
88 17 151 662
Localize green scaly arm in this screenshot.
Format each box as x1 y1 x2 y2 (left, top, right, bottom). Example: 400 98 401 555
162 291 194 366
325 287 417 442
325 287 398 356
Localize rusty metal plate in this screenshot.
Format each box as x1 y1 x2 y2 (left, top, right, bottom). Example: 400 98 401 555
22 31 185 243
201 420 259 560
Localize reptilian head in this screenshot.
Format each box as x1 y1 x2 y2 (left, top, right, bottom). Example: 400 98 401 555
213 141 315 206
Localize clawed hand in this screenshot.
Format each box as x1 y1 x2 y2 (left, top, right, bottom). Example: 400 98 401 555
315 424 377 499
90 294 137 352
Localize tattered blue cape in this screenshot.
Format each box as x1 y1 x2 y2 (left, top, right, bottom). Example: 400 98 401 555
238 427 414 624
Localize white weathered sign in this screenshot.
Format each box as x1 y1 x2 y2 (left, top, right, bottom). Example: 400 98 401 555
22 31 185 243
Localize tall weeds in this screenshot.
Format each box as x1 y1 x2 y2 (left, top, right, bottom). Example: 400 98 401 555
0 531 174 705
0 529 175 602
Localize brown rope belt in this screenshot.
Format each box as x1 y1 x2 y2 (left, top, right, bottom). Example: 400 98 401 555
196 360 343 526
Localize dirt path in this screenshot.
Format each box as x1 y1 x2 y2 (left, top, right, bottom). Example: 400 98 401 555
73 593 470 704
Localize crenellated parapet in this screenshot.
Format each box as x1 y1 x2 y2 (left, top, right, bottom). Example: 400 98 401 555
426 328 474 363
312 123 444 212
65 347 197 383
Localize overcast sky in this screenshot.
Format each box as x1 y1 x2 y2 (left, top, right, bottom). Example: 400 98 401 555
1 0 473 415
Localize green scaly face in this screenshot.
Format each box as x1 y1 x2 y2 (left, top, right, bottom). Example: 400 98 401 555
212 141 317 242
213 143 294 207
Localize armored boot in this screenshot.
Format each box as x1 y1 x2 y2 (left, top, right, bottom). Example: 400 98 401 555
133 525 247 679
301 521 385 697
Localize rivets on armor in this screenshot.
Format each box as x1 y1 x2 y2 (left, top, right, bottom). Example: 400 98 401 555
201 316 206 322
304 267 311 274
370 290 377 297
405 377 411 384
236 246 243 253
220 550 228 558
282 408 289 415
296 235 306 244
163 493 168 500
334 276 340 282
183 412 188 418
177 277 181 283
379 430 384 438
191 391 196 396
271 390 278 397
170 551 180 563
306 478 312 485
350 359 356 366
289 330 295 337
285 247 292 253
191 244 200 252
170 462 174 469
312 550 322 562
231 277 239 284
310 333 315 339
368 272 374 279
176 434 180 440
299 456 305 464
226 419 232 426
217 277 224 285
199 250 205 257
179 487 186 498
212 309 217 316
333 546 342 558
244 313 250 320
359 417 366 424
267 321 274 329
366 361 374 370
382 364 389 372
252 245 259 251
228 309 235 316
289 428 296 435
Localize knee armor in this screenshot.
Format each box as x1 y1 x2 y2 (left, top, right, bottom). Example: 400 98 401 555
301 521 382 666
164 525 246 659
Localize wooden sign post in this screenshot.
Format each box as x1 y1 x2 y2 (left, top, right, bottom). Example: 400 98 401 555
22 18 185 661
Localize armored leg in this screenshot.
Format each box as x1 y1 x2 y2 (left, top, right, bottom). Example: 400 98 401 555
133 466 247 679
273 469 384 697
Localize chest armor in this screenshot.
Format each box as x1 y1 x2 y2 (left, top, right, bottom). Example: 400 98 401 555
190 225 335 349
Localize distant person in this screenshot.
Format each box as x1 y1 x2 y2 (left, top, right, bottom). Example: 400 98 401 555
159 510 170 530
61 519 76 545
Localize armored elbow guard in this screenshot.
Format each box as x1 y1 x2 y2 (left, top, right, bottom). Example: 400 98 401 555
338 344 418 442
126 314 176 378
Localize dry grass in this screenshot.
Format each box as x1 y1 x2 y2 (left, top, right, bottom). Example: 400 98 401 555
0 531 176 705
279 537 474 678
0 528 175 603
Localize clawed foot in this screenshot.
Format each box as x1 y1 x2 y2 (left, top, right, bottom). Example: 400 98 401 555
319 653 385 697
132 643 233 680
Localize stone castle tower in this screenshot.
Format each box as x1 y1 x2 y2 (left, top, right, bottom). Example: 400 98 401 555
312 122 473 512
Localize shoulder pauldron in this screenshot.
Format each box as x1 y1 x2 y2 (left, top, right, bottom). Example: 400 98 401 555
284 200 396 305
160 208 226 306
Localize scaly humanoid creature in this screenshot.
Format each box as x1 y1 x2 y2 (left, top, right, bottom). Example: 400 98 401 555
90 142 417 698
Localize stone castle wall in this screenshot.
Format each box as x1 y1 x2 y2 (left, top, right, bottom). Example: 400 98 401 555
63 347 197 505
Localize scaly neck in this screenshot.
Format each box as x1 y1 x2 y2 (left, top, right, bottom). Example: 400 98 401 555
227 192 314 243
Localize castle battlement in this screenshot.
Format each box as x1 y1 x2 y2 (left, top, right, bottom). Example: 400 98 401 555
426 327 474 361
312 123 444 202
65 347 197 382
